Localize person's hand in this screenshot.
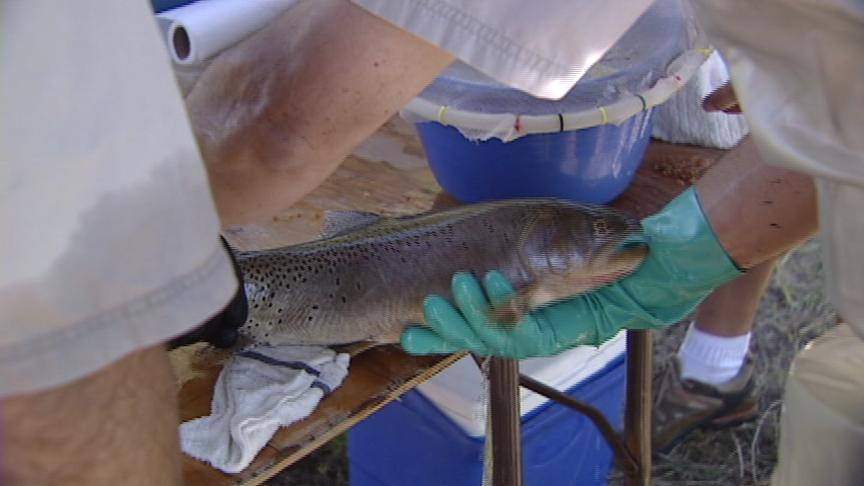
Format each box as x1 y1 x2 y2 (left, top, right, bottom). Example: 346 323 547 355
401 188 743 357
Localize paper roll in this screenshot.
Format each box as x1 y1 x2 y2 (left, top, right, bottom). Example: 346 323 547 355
156 0 297 65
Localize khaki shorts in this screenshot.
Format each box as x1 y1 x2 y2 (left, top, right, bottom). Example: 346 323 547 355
773 324 864 485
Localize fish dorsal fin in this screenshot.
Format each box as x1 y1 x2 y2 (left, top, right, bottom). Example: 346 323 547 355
320 209 382 238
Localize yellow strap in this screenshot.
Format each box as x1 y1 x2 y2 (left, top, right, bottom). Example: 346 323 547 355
437 105 449 125
598 106 609 125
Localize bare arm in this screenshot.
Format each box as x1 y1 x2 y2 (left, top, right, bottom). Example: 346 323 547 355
0 345 181 486
697 136 818 269
186 0 454 228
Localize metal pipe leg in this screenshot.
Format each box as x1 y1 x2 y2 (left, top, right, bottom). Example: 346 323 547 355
488 357 523 486
624 330 653 486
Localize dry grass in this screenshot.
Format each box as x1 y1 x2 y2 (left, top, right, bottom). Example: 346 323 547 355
270 240 835 486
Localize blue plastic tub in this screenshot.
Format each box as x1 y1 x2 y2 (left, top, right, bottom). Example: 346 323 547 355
348 353 627 486
416 108 653 205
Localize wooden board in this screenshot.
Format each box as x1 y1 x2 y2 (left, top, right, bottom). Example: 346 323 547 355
175 116 729 485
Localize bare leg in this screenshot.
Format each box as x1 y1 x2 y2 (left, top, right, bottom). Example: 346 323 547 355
653 137 814 450
697 137 817 269
695 256 779 338
674 257 779 386
0 345 181 486
674 135 816 382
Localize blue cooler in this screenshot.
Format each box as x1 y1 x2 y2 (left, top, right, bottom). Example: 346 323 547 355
349 334 628 486
400 0 704 205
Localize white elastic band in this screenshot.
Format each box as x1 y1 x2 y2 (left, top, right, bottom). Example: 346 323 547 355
401 46 709 139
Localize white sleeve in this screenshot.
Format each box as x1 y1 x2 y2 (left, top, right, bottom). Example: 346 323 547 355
351 0 653 100
691 0 864 187
0 0 236 395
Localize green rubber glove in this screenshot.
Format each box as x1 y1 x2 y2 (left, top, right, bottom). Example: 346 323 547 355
401 188 743 358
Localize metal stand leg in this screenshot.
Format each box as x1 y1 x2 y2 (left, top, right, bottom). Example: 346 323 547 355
624 330 653 486
488 357 523 486
475 330 653 486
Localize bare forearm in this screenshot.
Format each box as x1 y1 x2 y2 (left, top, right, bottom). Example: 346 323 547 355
697 137 818 269
186 0 453 228
0 345 181 486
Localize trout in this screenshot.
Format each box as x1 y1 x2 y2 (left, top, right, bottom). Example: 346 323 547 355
235 200 647 347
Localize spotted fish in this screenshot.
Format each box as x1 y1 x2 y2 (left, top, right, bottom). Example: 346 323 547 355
235 199 647 347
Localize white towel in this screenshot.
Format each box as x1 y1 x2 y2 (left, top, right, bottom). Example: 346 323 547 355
180 345 350 474
652 51 750 149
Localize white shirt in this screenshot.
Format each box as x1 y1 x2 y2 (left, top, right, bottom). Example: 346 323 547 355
352 0 654 100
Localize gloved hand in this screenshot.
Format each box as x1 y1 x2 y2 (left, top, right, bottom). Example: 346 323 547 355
401 188 743 358
169 237 249 349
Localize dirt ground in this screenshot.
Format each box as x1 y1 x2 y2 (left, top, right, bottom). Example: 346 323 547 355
269 238 836 486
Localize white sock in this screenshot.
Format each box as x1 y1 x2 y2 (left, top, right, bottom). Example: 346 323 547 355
677 323 751 385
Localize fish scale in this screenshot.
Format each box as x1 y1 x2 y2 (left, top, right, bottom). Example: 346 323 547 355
235 199 647 347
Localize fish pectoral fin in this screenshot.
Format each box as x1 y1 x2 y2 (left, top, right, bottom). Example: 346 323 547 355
488 261 639 325
524 251 647 311
538 265 624 305
489 279 584 325
488 286 534 326
489 298 528 326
